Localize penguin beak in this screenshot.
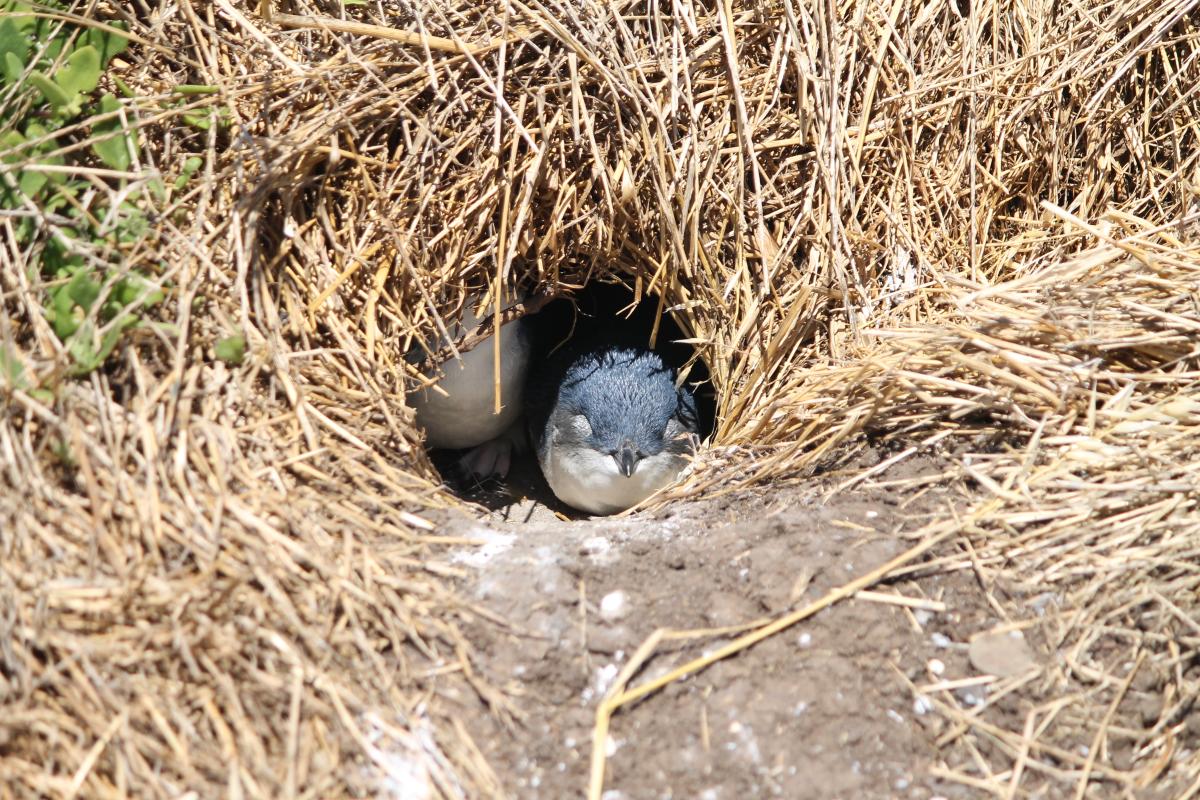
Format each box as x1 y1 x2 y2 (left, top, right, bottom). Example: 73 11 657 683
615 442 640 477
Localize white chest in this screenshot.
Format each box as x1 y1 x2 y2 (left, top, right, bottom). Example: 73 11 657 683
540 437 686 515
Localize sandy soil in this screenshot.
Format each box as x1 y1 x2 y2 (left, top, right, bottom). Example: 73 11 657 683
417 449 1036 799
416 440 1193 799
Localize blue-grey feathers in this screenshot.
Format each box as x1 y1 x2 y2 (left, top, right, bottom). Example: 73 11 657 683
554 347 693 455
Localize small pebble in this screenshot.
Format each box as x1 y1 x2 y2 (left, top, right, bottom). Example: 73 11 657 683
968 629 1038 677
594 663 619 694
955 686 986 707
581 536 611 557
599 590 629 622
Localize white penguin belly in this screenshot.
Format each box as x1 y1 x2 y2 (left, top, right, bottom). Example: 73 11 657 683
409 310 529 450
541 440 686 515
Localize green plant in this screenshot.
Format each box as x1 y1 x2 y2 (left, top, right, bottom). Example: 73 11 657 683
214 335 246 366
0 1 165 377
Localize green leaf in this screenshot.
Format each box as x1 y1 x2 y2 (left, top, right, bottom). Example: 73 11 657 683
0 129 24 154
3 2 35 34
214 335 246 365
83 21 129 67
22 123 67 184
29 70 72 109
0 345 29 390
182 106 230 132
182 108 213 131
111 277 138 306
0 18 28 84
0 130 34 196
18 167 47 198
42 35 64 64
144 321 179 338
43 183 79 214
49 437 75 466
54 44 100 96
29 387 55 404
65 322 101 374
65 267 101 311
49 285 80 338
11 215 33 242
91 93 131 170
111 272 164 308
42 235 85 276
175 155 202 189
3 50 22 84
173 84 219 95
113 203 148 243
94 314 137 362
5 124 62 198
64 315 135 376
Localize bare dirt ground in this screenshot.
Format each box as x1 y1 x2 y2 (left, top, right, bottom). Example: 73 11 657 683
417 443 1197 800
417 449 1031 799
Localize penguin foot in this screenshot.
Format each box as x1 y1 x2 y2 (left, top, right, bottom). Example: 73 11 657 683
456 421 528 480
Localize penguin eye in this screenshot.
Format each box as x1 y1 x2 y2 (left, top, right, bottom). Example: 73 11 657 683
570 414 593 437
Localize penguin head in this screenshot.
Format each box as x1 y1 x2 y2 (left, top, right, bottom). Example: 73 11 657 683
554 347 697 476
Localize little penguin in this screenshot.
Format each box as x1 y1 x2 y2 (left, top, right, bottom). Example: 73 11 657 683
407 297 530 477
528 344 699 515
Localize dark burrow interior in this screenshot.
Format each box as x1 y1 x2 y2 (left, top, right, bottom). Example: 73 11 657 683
427 280 718 516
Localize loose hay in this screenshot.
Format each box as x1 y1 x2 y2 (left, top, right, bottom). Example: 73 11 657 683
1 0 1199 796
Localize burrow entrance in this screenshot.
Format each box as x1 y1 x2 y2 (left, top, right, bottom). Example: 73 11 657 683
424 279 718 517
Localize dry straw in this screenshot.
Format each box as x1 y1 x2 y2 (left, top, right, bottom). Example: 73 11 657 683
1 0 1199 796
